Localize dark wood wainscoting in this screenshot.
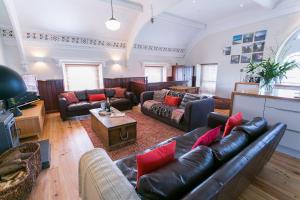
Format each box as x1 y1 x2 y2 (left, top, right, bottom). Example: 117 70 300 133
38 80 64 113
104 77 146 89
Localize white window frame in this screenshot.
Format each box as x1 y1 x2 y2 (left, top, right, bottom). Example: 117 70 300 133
61 59 105 91
197 63 218 95
142 62 169 83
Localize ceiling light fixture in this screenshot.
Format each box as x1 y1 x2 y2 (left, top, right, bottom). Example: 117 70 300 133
105 0 120 31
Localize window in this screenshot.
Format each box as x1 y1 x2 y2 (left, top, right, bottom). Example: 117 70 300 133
281 54 300 85
197 64 218 95
175 66 193 86
63 63 104 91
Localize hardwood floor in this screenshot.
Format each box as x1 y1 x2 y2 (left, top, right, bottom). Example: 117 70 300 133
28 113 300 200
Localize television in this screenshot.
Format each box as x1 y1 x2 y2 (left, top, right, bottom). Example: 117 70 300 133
6 91 40 109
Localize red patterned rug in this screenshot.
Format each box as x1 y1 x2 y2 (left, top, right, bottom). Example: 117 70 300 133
80 110 184 160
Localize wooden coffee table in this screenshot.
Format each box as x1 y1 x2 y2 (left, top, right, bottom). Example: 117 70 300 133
90 107 137 151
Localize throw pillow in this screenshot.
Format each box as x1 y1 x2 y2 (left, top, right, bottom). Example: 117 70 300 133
179 93 200 109
223 112 243 137
136 141 176 187
192 126 221 149
114 87 127 98
88 94 106 102
153 89 169 102
164 95 182 107
61 92 79 104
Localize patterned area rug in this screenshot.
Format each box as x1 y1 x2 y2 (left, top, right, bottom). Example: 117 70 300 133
80 110 184 160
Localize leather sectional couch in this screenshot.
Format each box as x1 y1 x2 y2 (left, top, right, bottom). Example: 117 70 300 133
140 91 215 131
58 89 137 120
83 112 286 200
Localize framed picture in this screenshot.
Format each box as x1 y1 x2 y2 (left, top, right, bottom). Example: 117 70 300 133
241 54 251 63
223 46 231 55
254 30 267 41
253 41 265 52
252 53 263 63
232 34 242 45
243 33 254 43
231 55 240 64
242 44 253 53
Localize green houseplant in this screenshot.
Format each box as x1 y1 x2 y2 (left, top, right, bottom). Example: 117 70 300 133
246 58 298 92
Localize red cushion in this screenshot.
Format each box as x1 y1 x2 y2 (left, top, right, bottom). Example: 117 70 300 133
88 94 106 102
136 141 176 187
223 112 243 137
61 92 79 104
192 126 221 149
164 95 182 107
114 87 127 98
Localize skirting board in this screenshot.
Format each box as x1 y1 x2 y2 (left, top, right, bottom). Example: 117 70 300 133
276 145 300 159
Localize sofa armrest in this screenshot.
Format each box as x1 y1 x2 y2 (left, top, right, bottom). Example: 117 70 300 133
140 91 154 106
79 148 140 200
125 91 138 106
207 112 229 130
184 98 215 131
58 96 68 121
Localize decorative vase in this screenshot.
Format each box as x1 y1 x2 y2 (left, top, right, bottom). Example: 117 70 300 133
259 78 275 93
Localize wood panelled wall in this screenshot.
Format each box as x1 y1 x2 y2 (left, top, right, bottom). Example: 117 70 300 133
38 77 147 113
38 80 64 113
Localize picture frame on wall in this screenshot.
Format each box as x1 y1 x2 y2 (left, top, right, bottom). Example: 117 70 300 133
231 55 240 64
252 52 263 63
241 54 252 63
253 41 265 52
243 33 254 43
223 46 231 55
232 34 242 45
254 30 267 41
242 44 253 53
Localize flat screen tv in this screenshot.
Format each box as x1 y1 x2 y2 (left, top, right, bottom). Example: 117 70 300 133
6 91 40 109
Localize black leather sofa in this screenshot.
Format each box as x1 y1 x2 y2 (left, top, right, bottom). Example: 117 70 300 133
58 89 137 120
140 91 215 131
115 112 286 200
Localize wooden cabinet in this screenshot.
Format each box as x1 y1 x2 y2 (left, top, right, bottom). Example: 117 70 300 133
15 101 45 138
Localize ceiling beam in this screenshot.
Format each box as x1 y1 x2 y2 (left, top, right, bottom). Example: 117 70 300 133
97 0 143 12
3 0 28 70
252 0 280 9
158 12 207 30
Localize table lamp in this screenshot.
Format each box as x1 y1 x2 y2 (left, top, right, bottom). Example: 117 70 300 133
0 65 27 116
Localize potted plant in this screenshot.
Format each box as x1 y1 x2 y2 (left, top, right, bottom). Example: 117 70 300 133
246 58 298 93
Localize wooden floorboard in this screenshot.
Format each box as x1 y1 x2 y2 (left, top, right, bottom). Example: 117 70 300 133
28 113 300 200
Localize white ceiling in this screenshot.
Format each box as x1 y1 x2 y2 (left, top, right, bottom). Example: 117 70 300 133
167 0 266 24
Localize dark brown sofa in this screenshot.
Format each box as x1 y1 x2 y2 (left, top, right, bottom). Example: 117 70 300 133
115 112 286 200
140 91 215 131
58 89 137 120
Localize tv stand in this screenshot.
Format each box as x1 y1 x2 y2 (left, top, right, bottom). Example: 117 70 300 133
15 100 45 138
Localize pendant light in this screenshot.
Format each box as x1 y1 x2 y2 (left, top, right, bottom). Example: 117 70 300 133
105 0 120 31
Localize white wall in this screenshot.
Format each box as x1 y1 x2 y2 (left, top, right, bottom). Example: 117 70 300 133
0 39 6 65
186 12 300 98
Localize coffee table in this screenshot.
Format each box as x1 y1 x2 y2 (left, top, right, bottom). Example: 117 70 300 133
90 107 137 151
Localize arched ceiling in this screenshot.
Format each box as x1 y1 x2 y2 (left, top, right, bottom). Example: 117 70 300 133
0 0 299 66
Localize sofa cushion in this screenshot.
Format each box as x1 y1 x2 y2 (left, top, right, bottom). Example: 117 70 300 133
150 103 176 119
210 130 249 164
179 93 200 109
61 92 79 104
233 117 268 140
86 89 105 95
110 98 131 105
138 146 214 200
90 101 105 109
136 141 176 187
223 112 243 137
192 126 221 149
114 87 127 98
74 90 87 101
153 89 169 102
167 90 185 99
67 101 92 112
88 94 106 102
164 95 182 107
